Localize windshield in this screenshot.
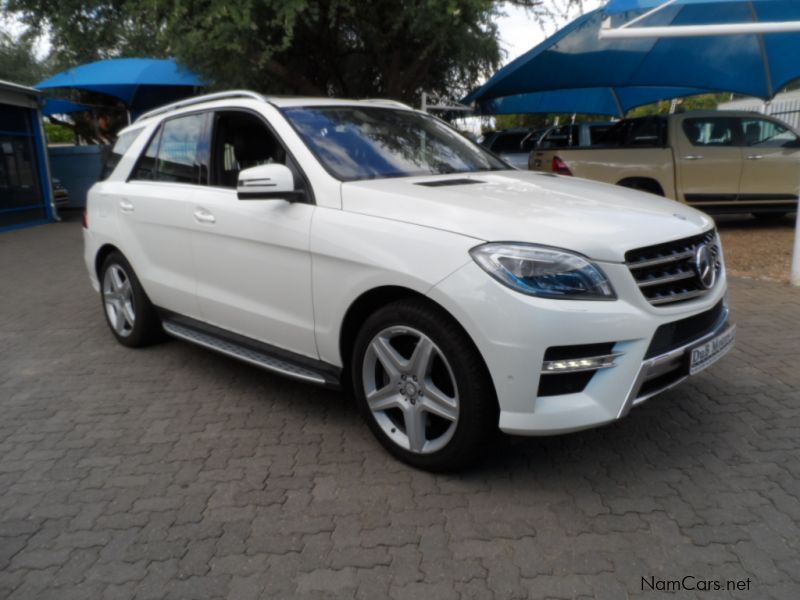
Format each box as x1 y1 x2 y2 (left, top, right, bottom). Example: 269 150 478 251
282 106 509 182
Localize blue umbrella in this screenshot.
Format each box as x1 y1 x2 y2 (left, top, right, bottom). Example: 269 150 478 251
465 0 800 114
36 58 204 113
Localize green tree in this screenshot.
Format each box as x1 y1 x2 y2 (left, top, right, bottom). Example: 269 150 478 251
0 30 50 85
4 1 170 71
3 0 578 105
626 93 731 117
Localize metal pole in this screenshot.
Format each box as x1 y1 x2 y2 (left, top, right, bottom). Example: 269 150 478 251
791 211 800 285
601 21 800 40
669 98 679 114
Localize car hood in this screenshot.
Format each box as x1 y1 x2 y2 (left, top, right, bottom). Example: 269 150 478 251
341 170 714 263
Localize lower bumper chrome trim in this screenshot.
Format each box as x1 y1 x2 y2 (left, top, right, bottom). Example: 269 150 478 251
618 308 732 419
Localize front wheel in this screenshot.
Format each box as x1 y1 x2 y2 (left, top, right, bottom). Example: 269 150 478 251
351 299 497 471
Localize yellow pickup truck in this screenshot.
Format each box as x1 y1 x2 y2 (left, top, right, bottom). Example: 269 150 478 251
529 111 800 217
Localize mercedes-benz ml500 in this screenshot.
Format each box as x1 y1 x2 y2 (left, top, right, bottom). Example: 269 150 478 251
84 91 735 469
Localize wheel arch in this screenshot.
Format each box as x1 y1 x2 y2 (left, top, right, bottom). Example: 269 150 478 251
338 286 494 396
94 243 124 280
616 177 665 196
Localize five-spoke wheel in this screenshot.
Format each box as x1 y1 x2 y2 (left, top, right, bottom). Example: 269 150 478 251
362 326 459 455
103 264 136 337
100 252 163 347
352 299 497 470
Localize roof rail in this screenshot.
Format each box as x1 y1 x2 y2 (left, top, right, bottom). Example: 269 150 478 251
136 90 268 122
361 98 413 110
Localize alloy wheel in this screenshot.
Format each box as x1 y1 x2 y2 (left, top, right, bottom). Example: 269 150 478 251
362 326 459 454
102 264 136 337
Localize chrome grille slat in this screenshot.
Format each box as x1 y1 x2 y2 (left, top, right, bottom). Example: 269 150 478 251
628 249 695 270
648 289 707 305
625 229 721 307
637 269 696 288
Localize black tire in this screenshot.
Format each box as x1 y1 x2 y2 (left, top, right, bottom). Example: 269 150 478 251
351 298 497 471
100 252 163 347
752 212 787 221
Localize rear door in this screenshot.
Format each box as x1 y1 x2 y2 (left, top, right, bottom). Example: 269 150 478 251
675 116 743 205
737 116 800 204
116 112 209 317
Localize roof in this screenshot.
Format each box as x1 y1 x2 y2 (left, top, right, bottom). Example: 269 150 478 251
132 90 415 126
0 79 40 97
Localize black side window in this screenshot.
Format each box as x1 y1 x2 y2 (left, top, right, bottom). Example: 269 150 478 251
740 118 799 147
596 121 630 147
490 132 527 153
101 128 142 180
628 118 666 147
132 127 161 180
211 111 307 195
131 114 209 184
588 125 611 145
156 114 209 184
682 118 736 147
538 125 579 149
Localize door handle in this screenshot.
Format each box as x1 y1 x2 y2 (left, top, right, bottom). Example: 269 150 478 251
682 155 704 161
747 154 765 160
193 208 216 224
119 199 134 213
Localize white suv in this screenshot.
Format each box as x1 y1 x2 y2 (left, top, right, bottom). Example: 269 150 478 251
84 91 735 470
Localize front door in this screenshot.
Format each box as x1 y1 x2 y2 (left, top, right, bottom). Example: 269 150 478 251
190 110 317 359
675 116 743 206
737 116 800 205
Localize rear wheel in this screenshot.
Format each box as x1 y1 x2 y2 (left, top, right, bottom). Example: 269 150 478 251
100 252 163 347
351 299 497 471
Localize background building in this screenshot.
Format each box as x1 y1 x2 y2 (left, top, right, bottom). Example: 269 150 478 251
0 80 55 231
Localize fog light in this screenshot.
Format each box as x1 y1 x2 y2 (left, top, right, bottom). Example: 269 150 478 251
541 353 620 374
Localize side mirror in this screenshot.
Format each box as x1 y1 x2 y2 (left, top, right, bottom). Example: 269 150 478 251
237 164 303 201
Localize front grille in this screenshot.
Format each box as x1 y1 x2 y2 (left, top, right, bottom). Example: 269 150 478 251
625 229 721 306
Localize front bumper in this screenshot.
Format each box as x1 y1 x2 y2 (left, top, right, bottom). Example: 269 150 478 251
427 260 732 436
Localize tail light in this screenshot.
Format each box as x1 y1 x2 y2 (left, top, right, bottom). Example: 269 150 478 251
552 156 572 176
82 209 88 229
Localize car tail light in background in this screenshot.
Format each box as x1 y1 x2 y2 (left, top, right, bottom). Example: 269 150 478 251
82 210 88 229
552 156 572 176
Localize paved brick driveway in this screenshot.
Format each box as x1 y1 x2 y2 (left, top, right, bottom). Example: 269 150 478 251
1 220 798 600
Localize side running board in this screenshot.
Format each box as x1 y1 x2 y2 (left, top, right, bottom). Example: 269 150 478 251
161 318 340 387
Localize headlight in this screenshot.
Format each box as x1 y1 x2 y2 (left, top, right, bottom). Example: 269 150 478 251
469 243 616 300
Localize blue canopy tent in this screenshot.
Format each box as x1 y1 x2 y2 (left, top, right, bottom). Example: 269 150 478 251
41 98 91 117
472 85 710 117
464 0 800 115
36 58 204 118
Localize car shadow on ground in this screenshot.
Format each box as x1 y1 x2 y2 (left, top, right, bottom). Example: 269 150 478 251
184 333 736 483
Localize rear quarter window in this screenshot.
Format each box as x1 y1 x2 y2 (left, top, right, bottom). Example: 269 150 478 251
101 128 143 180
